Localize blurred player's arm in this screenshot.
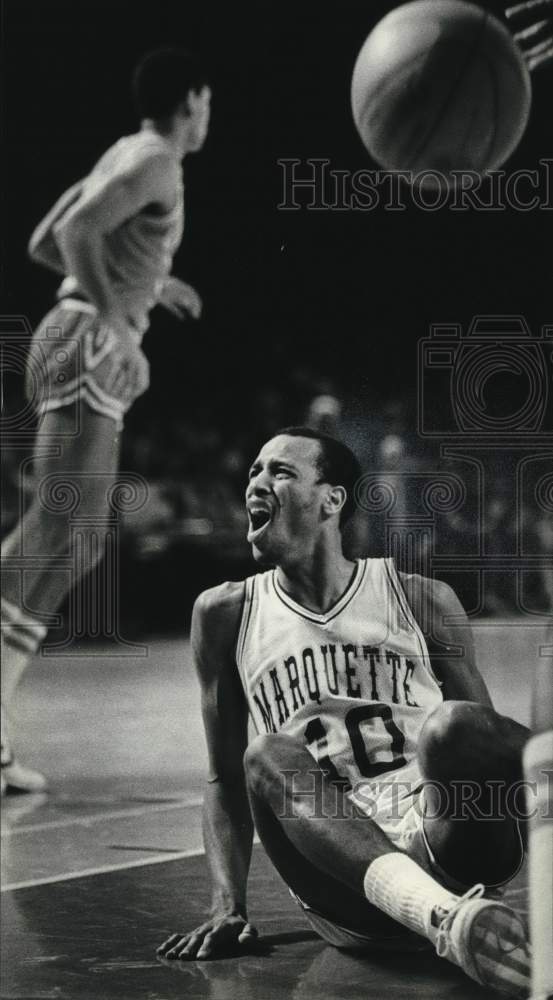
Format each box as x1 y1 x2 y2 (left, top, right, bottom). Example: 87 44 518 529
399 573 494 706
158 276 202 320
28 181 84 275
53 152 178 333
157 583 257 961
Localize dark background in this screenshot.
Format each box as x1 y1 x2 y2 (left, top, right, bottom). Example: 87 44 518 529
2 0 552 630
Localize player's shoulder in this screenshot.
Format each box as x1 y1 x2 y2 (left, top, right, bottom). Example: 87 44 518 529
194 580 246 624
96 132 180 182
397 571 465 631
191 580 247 672
193 580 248 644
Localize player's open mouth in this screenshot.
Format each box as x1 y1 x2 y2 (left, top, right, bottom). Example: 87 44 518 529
247 507 273 543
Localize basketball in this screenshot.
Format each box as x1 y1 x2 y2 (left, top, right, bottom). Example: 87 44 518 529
351 0 532 178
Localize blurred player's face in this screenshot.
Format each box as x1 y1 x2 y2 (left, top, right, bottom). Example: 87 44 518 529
186 86 211 150
245 435 329 565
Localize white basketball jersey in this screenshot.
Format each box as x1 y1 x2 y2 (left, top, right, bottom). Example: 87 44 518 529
59 132 184 336
236 557 443 814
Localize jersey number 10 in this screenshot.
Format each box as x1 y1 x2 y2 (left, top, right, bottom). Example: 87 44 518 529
304 703 407 789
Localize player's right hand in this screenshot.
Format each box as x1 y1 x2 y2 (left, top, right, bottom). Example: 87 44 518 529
104 323 150 402
156 913 258 960
158 277 203 320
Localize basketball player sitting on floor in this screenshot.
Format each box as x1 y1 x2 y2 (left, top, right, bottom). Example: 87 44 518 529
1 48 210 795
158 429 534 998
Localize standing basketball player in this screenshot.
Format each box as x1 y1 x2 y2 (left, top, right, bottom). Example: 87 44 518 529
158 428 534 997
1 48 210 794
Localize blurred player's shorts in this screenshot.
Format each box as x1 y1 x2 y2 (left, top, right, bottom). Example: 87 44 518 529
25 300 149 430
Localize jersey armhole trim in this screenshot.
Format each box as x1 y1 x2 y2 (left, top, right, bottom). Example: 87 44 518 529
384 559 443 687
235 576 255 668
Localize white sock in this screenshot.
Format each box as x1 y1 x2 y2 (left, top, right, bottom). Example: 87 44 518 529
1 597 47 704
363 852 457 941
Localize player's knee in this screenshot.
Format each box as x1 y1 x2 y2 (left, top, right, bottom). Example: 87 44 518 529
27 502 97 558
418 700 490 771
243 733 305 794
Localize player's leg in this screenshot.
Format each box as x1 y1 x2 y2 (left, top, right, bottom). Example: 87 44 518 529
244 732 477 948
382 699 532 997
246 732 532 995
416 699 529 888
2 403 121 615
1 401 121 791
243 733 409 939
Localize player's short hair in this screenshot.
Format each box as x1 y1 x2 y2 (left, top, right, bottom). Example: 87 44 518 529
132 48 209 120
274 426 361 527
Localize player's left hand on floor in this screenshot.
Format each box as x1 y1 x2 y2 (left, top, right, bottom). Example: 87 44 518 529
505 0 553 70
156 917 258 961
159 277 202 320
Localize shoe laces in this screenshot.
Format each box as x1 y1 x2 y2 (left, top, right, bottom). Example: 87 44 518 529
435 884 485 957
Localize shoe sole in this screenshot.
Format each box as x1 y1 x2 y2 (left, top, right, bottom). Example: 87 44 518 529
470 904 531 999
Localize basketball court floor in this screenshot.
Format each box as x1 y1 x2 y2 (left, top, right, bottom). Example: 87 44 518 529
1 621 546 1000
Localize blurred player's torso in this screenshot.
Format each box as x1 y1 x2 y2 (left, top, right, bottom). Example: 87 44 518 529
236 557 443 810
59 132 184 336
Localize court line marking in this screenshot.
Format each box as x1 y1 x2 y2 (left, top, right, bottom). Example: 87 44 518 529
1 797 203 837
2 835 261 893
1 846 206 892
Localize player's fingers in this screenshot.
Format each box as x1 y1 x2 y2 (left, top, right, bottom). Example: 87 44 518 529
238 923 259 945
513 17 551 40
157 932 186 955
184 299 201 319
177 931 205 958
523 33 553 65
168 937 198 959
527 39 553 66
505 0 553 21
161 935 192 958
165 300 185 319
175 303 200 321
196 920 248 959
195 931 217 959
180 288 202 315
172 305 189 320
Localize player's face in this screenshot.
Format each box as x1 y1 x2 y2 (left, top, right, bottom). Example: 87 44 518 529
245 435 328 565
186 86 211 150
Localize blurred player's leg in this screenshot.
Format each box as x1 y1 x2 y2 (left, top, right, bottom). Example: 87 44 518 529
523 633 553 1000
1 402 120 793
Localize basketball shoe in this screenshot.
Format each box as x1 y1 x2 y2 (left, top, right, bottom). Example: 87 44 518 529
433 884 531 997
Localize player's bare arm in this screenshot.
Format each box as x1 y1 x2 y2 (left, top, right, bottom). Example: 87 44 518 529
399 573 495 706
157 582 257 961
28 181 84 275
53 151 179 331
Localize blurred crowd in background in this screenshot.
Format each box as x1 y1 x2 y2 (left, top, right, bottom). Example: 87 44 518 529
4 0 552 640
3 361 551 635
